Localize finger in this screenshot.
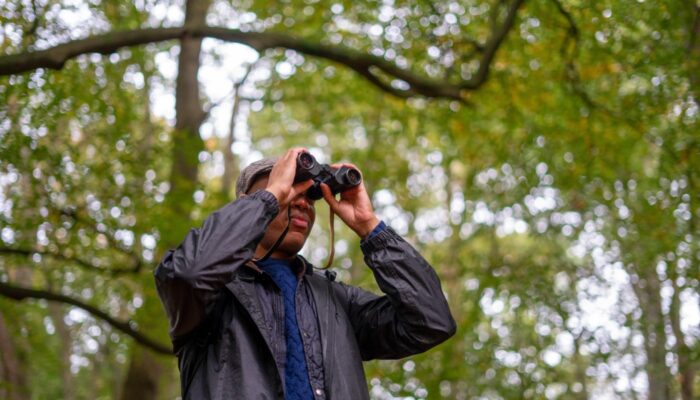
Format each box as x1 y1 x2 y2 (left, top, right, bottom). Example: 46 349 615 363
329 163 364 184
328 162 359 170
284 148 310 173
320 183 340 211
275 148 301 169
277 148 308 177
339 184 362 198
291 179 314 197
267 150 308 200
288 147 309 161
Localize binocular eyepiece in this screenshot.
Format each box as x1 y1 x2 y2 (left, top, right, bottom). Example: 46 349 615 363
294 152 362 200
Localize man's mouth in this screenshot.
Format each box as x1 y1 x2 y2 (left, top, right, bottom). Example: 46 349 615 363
290 216 309 229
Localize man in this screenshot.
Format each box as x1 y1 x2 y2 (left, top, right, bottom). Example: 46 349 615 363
154 147 456 399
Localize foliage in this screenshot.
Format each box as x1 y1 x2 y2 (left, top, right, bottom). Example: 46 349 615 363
0 0 698 399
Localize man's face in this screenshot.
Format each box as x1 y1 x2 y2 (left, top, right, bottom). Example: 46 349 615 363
247 175 316 259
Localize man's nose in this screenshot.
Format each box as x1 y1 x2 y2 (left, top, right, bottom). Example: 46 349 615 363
291 193 313 210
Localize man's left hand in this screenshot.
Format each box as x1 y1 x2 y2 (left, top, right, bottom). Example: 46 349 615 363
320 163 380 239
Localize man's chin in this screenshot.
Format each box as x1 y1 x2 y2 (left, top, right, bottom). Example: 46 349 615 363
279 236 308 255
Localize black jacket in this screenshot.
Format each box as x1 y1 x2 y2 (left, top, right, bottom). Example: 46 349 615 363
154 190 456 399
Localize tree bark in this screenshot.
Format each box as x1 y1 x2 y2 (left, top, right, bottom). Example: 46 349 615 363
221 94 241 199
119 349 162 400
572 337 590 400
669 268 694 400
632 266 672 400
162 0 210 246
120 0 211 399
0 310 29 400
47 302 75 400
221 63 255 199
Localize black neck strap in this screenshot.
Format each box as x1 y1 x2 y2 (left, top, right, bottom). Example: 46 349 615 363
253 206 292 262
253 203 336 269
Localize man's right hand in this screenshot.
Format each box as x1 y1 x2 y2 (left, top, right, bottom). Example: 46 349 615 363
265 147 314 209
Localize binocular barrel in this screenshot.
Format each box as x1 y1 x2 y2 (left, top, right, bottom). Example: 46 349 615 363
297 152 316 171
294 152 362 200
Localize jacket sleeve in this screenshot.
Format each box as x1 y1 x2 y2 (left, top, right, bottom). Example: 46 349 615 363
153 190 279 341
339 227 457 360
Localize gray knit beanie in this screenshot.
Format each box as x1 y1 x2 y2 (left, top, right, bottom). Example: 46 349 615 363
235 156 279 198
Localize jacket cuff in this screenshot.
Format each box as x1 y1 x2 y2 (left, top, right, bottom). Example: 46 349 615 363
250 189 280 216
360 225 401 254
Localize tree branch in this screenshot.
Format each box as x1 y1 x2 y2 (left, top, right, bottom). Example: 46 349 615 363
549 0 668 157
461 0 526 90
551 0 579 37
201 59 258 121
23 0 42 38
0 16 526 100
550 0 593 108
0 28 183 75
0 281 172 355
0 245 140 276
221 60 257 198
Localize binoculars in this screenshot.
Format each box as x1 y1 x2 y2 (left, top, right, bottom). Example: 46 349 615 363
294 152 362 200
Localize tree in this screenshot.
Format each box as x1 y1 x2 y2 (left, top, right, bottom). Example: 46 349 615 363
0 0 698 399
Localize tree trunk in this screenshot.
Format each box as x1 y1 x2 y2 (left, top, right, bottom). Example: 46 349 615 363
669 268 694 400
632 266 672 400
572 333 590 400
119 0 211 398
221 87 242 199
160 0 210 247
173 0 209 194
119 349 162 400
220 61 255 199
0 310 29 400
48 302 75 400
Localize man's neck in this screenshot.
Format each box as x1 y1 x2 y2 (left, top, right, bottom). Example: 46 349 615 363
254 246 296 261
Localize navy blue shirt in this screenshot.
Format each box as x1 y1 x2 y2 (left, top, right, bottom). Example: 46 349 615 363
257 220 386 399
258 258 314 400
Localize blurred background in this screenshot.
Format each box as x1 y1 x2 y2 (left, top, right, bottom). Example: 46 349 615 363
0 0 698 399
